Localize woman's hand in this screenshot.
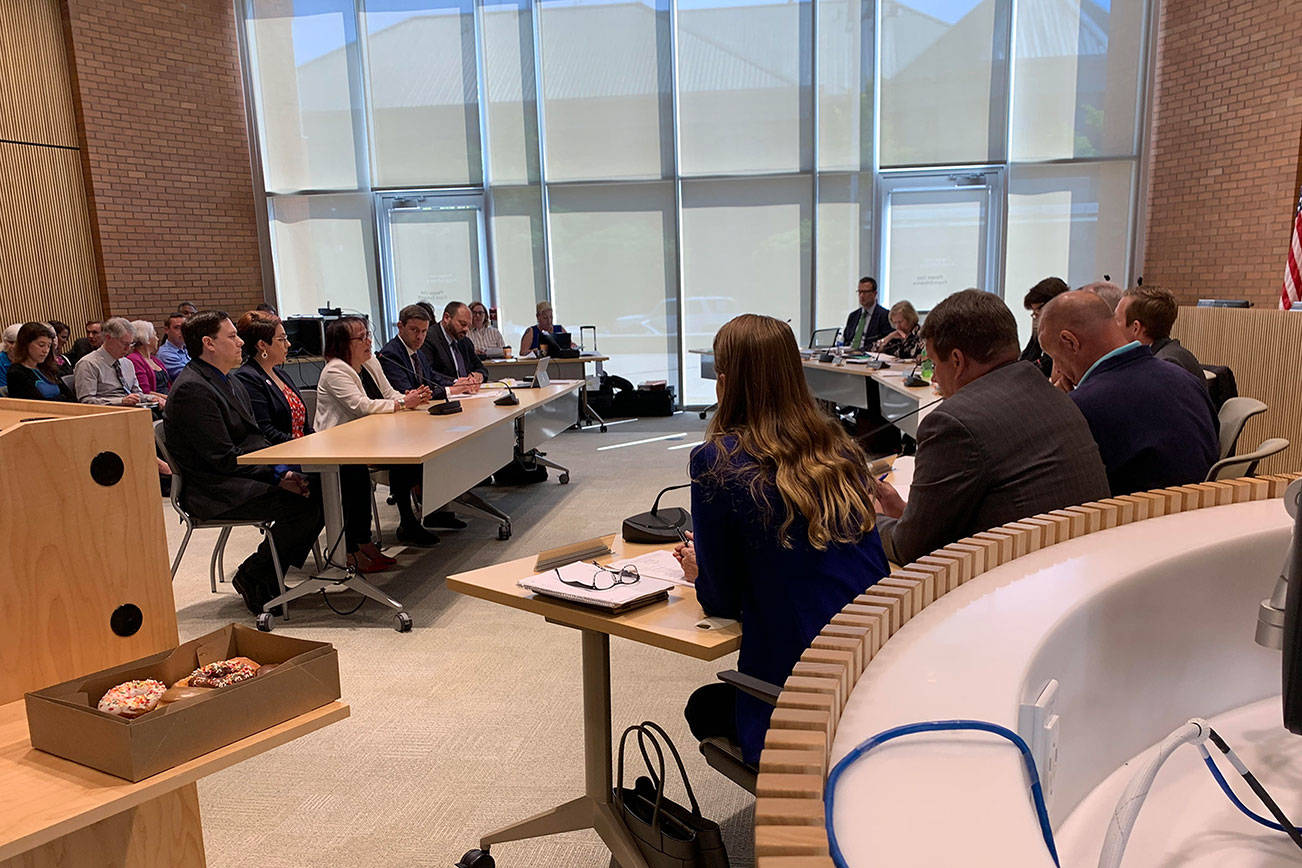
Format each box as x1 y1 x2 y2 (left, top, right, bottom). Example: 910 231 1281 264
672 531 698 583
402 386 431 409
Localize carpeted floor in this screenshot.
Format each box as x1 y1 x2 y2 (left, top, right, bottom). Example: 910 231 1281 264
167 412 757 867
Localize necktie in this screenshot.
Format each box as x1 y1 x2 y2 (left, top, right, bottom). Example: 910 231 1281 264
852 311 867 349
452 340 465 377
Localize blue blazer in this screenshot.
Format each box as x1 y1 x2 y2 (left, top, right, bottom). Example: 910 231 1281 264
842 305 891 350
231 361 314 445
1070 344 1219 495
377 337 444 397
690 439 889 764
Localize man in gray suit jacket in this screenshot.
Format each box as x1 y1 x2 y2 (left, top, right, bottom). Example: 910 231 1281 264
874 290 1110 565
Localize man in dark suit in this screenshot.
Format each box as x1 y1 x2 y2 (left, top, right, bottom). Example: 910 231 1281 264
842 277 892 351
1039 291 1218 496
164 310 323 614
418 301 487 387
378 303 445 396
873 290 1111 565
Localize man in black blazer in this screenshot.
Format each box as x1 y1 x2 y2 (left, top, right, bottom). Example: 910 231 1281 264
419 301 487 386
872 290 1111 565
378 304 445 396
842 277 892 351
164 311 323 614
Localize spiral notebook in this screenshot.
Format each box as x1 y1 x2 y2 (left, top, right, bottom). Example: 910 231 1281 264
518 562 672 613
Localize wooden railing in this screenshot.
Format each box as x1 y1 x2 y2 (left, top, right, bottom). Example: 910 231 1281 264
751 471 1302 866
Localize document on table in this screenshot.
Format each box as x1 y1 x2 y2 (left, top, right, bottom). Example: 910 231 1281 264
607 549 689 586
519 562 672 612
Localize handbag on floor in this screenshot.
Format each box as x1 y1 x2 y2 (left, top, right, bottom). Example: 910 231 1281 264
613 720 729 868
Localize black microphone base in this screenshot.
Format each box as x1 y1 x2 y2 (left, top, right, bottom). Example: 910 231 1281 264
902 375 928 387
495 393 520 406
622 507 693 544
428 401 463 415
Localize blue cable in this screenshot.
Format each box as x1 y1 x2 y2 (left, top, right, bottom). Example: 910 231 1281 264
823 719 1059 867
1201 753 1302 835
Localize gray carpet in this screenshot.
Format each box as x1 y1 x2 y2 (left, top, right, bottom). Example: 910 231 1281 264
166 413 756 867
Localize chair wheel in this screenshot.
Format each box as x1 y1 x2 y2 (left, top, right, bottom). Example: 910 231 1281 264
456 848 494 868
600 424 607 433
698 410 708 419
395 612 413 633
256 613 273 632
559 473 570 484
498 523 512 541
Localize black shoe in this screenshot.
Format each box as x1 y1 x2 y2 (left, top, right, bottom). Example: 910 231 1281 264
396 522 441 546
423 510 468 530
230 569 261 615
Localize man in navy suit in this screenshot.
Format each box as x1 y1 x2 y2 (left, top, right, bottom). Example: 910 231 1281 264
378 304 446 396
842 277 892 351
1038 291 1218 496
420 301 488 386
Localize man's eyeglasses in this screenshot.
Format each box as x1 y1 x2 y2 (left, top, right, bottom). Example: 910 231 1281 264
556 562 640 592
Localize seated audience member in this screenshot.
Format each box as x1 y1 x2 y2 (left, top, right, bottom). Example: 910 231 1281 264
255 303 277 315
177 300 198 317
1020 277 1069 376
1115 286 1205 383
316 317 439 556
870 300 922 359
74 317 151 406
156 313 192 380
232 310 313 446
425 302 488 384
1079 280 1124 312
6 322 73 401
379 304 445 395
467 301 507 359
164 311 323 613
673 314 890 766
1037 291 1218 495
843 276 891 351
47 320 73 377
0 323 19 389
872 290 1110 565
128 320 171 397
519 301 568 357
67 320 102 365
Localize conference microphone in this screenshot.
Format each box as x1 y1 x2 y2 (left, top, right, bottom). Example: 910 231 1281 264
407 367 467 414
861 396 943 441
623 482 693 544
902 360 928 388
490 379 520 406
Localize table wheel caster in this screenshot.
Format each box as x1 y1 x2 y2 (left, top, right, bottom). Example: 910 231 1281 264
395 612 412 633
456 848 494 868
559 472 570 485
256 613 273 632
498 522 512 541
698 409 708 419
599 424 607 433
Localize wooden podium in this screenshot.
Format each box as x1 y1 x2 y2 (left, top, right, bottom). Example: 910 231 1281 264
0 399 346 866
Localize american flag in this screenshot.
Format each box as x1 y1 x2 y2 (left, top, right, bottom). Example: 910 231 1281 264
1282 184 1302 310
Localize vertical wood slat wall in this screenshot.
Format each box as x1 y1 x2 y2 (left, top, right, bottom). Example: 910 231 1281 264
0 0 101 331
1173 307 1302 476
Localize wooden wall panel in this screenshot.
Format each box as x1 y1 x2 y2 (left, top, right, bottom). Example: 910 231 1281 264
0 141 100 329
0 0 78 147
1172 307 1302 476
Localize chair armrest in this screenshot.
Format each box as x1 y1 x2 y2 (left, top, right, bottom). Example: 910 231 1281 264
717 670 782 707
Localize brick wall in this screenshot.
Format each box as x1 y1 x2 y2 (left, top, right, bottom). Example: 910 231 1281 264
1143 0 1302 308
62 0 266 327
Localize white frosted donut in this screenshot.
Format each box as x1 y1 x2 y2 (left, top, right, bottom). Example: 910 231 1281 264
97 679 167 719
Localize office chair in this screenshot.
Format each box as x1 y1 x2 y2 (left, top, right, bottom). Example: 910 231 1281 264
1217 397 1267 460
696 670 782 794
61 374 75 394
1206 437 1289 482
809 327 841 349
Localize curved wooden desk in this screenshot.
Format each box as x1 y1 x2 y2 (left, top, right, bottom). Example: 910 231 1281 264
751 472 1302 866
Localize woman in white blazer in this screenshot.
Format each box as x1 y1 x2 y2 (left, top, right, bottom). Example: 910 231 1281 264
316 317 437 567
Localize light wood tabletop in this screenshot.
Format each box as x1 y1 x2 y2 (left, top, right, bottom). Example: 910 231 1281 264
484 355 609 366
447 534 742 661
801 358 937 401
0 699 349 861
237 380 583 466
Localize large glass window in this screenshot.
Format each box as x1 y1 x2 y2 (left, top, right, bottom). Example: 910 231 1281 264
482 0 541 184
268 193 381 325
488 186 547 343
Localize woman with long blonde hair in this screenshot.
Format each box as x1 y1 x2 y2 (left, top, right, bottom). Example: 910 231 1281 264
676 313 888 766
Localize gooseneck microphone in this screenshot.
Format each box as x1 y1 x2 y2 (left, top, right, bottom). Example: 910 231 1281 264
623 482 693 544
491 379 520 406
860 396 943 441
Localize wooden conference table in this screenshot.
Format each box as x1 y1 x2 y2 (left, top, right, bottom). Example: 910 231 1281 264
800 357 939 438
239 381 583 632
447 536 742 868
484 354 609 431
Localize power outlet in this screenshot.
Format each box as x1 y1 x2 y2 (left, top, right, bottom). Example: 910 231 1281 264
1018 679 1061 807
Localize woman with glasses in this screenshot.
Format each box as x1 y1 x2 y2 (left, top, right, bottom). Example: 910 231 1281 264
674 313 889 768
316 316 435 570
232 310 311 445
127 320 172 397
1020 276 1069 377
467 301 507 360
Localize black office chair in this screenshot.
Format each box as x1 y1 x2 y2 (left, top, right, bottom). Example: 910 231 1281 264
696 670 782 794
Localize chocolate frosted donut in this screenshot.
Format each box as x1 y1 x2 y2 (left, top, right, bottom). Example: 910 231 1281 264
187 659 259 689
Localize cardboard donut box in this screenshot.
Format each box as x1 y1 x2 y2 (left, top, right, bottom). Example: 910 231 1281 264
24 624 340 782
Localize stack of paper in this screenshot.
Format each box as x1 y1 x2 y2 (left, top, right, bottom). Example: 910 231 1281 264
519 562 672 612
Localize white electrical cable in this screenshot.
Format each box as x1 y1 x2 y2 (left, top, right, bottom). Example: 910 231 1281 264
1097 718 1212 868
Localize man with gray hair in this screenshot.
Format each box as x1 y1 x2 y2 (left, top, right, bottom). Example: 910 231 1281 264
74 316 149 406
1079 280 1124 313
